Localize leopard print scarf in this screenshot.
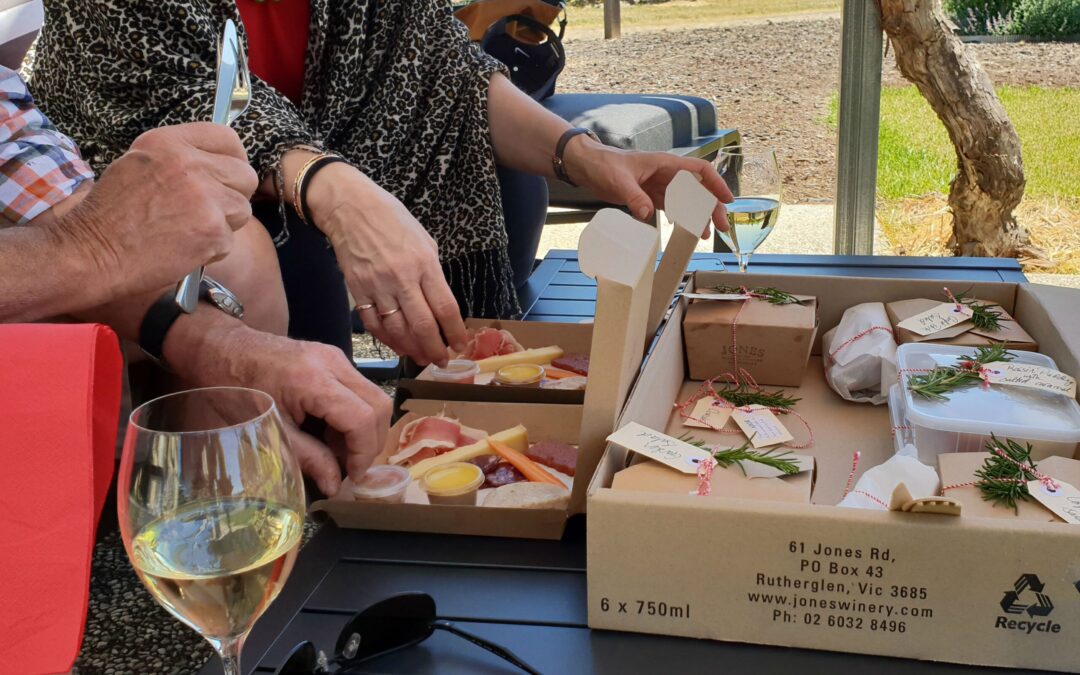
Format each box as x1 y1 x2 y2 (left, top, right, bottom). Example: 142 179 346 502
33 0 518 318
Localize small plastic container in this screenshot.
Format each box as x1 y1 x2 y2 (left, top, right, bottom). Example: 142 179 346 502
892 344 1080 464
421 462 484 505
351 465 411 504
431 359 480 384
494 364 544 388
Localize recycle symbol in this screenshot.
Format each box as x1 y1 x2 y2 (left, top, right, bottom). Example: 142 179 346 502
1001 574 1054 617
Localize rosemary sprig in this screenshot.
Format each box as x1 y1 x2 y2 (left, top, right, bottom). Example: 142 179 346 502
679 434 801 475
906 343 1015 401
712 384 800 410
712 284 802 305
975 434 1038 513
948 287 1005 332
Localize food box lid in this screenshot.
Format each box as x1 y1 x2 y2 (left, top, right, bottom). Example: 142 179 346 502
896 343 1080 442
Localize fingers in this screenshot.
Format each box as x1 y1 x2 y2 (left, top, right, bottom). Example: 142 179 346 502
683 157 734 204
421 274 468 355
398 286 451 368
367 295 426 364
712 201 731 234
305 379 382 483
170 122 252 162
283 419 343 497
330 358 393 455
623 179 656 223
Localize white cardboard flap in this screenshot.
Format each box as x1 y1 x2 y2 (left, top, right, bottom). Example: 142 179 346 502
579 209 658 288
664 169 719 236
647 171 719 339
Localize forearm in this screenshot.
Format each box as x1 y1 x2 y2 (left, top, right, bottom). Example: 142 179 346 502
487 73 574 177
0 225 109 322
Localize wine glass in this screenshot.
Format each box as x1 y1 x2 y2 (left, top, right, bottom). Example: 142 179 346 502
118 387 306 675
714 146 782 272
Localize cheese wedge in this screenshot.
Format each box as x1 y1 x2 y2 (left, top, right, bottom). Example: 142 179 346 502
476 346 565 373
408 424 529 479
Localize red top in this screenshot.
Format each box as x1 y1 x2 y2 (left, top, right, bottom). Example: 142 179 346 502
236 0 311 106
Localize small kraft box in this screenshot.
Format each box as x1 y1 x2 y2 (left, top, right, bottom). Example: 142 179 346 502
588 272 1080 673
682 279 818 386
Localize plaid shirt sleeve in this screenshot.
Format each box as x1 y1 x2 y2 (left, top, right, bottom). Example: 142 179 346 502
0 66 94 225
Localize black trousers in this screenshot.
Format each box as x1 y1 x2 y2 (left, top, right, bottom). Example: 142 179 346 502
254 168 548 355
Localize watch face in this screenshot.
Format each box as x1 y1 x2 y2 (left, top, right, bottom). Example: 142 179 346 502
202 277 245 319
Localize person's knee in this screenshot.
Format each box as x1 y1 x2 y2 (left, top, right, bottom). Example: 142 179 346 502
205 217 289 336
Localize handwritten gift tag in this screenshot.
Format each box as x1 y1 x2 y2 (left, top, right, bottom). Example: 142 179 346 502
983 362 1077 398
607 422 712 474
896 302 974 336
683 397 734 430
731 405 794 448
1028 479 1080 524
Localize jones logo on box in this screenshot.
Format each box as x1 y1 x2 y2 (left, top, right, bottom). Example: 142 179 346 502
994 574 1062 635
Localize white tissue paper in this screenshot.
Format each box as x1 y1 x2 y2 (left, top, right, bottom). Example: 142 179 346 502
822 302 898 405
837 444 940 510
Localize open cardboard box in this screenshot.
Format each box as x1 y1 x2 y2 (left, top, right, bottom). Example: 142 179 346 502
397 172 717 411
313 398 584 538
587 272 1080 672
398 318 594 405
315 174 722 538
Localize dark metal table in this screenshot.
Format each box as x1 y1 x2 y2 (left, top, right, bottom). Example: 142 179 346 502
204 253 1031 675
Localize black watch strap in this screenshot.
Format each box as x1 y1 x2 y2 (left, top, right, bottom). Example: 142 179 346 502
139 291 184 365
553 127 598 187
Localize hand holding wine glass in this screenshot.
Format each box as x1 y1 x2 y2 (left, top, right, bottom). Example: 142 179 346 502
714 146 782 272
119 387 306 675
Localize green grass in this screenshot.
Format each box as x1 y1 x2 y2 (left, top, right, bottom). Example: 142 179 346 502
565 0 840 38
827 85 1080 199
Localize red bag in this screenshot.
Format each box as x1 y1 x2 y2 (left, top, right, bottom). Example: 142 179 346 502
0 324 123 674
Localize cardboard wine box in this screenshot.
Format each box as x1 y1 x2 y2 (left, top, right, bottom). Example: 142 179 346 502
587 272 1080 672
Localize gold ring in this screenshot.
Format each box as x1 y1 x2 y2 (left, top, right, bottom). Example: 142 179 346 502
379 308 401 318
356 303 375 311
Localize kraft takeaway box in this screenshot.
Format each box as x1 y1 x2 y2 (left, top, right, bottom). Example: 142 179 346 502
588 271 1080 672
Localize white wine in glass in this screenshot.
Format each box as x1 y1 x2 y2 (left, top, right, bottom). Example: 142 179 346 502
715 146 782 272
119 387 305 675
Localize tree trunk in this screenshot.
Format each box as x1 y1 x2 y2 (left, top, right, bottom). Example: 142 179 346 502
878 0 1038 259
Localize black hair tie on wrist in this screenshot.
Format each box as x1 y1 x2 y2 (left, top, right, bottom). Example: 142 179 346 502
299 155 350 226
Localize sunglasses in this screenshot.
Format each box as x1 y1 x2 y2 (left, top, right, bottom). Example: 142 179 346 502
275 592 541 674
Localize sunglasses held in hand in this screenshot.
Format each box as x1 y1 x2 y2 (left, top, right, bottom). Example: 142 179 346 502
276 592 541 674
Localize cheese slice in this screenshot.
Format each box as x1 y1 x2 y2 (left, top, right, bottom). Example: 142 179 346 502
408 425 529 479
475 346 565 373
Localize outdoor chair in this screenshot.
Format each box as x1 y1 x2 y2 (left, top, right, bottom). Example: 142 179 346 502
0 0 41 69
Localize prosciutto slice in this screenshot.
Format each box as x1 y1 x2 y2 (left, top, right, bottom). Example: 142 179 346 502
389 415 487 466
458 327 523 361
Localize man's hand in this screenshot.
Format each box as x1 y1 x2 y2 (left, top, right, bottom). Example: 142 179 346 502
171 320 393 497
563 137 734 237
306 162 468 368
49 123 258 300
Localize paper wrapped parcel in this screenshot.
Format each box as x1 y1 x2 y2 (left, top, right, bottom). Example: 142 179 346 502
837 445 940 510
822 302 898 405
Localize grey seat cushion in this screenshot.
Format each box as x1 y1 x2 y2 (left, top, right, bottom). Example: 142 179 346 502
541 93 718 152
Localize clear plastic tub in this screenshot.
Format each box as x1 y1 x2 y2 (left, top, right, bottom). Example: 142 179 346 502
351 465 411 504
892 344 1080 464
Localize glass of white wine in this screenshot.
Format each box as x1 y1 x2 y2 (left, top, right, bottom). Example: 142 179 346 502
715 146 782 272
119 387 305 675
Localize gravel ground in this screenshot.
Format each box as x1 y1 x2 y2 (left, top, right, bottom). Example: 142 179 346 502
561 17 1080 202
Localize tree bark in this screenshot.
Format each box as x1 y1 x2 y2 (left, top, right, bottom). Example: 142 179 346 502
878 0 1038 259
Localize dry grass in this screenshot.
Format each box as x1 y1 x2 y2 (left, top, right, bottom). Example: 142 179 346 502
877 196 1080 274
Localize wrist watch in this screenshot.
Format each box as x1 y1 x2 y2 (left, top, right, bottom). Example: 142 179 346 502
139 275 244 366
552 127 601 187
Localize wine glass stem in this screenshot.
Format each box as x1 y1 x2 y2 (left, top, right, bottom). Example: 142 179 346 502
737 252 752 273
212 635 246 675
